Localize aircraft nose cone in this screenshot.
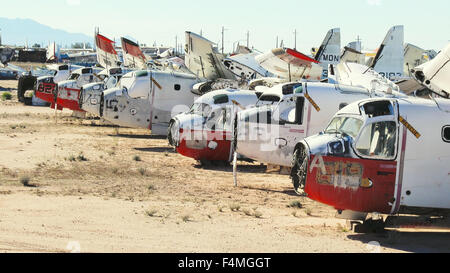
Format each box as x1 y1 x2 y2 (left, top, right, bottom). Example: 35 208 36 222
79 88 102 117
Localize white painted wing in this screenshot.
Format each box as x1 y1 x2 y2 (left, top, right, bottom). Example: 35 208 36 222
333 62 401 95
255 48 322 80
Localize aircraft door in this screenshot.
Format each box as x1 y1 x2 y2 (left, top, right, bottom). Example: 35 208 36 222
276 97 306 166
249 97 306 167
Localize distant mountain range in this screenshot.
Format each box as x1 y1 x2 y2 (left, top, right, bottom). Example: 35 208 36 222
0 18 93 48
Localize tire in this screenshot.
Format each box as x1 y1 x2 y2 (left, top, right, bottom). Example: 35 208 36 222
291 145 308 195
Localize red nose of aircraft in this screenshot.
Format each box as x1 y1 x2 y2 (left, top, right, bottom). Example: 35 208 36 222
292 140 397 215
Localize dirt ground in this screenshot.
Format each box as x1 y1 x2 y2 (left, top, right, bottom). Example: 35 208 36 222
1 79 449 253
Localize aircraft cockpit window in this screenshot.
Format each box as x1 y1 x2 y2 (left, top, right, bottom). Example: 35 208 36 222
109 68 122 75
325 117 363 138
282 83 302 95
204 108 232 131
213 94 229 104
69 73 80 80
258 95 280 104
443 126 450 143
281 97 305 125
105 76 118 89
97 75 107 81
363 101 394 118
355 121 397 159
206 108 224 129
190 103 212 117
81 68 92 74
135 71 148 77
244 109 272 124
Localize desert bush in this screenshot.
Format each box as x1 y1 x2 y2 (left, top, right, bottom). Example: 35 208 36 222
1 92 12 101
253 210 263 218
145 209 158 217
287 200 303 209
229 203 241 212
77 153 88 162
20 176 34 187
181 215 191 222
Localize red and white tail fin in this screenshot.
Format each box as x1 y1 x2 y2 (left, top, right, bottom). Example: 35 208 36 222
121 37 147 70
95 33 120 68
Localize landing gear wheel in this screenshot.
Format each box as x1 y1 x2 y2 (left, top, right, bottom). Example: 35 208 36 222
291 146 308 195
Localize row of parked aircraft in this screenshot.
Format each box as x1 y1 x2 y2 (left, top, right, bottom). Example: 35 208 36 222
16 25 450 231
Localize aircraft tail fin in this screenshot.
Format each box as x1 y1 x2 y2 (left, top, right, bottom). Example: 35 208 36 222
121 37 147 70
371 25 404 79
95 33 120 68
184 31 235 80
314 28 341 67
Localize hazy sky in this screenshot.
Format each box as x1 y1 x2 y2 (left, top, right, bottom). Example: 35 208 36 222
2 0 449 53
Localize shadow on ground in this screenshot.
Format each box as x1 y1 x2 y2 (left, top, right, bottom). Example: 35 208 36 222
347 230 450 253
240 185 300 197
134 147 176 153
108 134 167 140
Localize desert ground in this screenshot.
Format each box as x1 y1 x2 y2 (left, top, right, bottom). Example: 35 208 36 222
0 78 449 253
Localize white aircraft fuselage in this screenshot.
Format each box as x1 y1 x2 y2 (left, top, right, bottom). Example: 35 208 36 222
84 70 201 135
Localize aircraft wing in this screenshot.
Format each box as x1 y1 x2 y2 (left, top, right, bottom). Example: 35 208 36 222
121 37 147 70
412 43 450 98
184 31 235 80
340 46 365 64
255 48 322 80
95 33 120 68
331 62 401 94
225 52 272 78
395 78 424 95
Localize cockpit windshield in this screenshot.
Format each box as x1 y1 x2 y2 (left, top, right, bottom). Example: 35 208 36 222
105 76 118 89
69 73 80 80
257 95 280 105
189 103 212 117
325 116 364 138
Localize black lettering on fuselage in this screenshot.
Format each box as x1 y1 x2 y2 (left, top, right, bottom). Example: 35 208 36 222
321 54 339 62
